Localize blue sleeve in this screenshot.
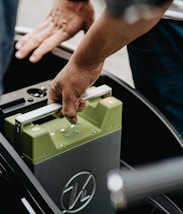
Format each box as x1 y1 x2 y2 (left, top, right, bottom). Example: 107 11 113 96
0 0 19 94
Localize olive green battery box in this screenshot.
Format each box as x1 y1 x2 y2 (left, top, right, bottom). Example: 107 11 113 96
4 85 122 165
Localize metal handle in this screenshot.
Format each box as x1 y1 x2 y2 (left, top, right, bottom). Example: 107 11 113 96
14 84 112 154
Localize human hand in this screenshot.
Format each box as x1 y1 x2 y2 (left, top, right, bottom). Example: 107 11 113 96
48 58 103 123
15 0 94 63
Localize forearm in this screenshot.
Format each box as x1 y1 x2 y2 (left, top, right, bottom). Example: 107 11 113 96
71 1 172 69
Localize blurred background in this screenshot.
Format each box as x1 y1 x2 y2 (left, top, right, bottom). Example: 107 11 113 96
16 0 134 87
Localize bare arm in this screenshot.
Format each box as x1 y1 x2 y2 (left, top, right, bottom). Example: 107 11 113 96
70 1 172 68
48 1 172 123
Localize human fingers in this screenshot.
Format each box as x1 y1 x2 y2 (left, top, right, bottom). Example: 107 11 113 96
61 90 80 124
15 20 57 61
77 99 87 112
24 29 70 63
47 80 78 124
15 21 48 52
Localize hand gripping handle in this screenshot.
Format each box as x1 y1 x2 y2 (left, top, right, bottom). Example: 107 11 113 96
14 84 112 154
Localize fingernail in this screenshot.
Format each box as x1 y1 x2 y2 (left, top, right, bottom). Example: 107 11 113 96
66 117 77 124
15 42 21 49
71 118 77 124
15 51 22 58
29 56 36 62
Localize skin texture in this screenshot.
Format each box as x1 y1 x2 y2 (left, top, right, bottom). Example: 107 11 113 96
15 0 172 123
15 0 94 62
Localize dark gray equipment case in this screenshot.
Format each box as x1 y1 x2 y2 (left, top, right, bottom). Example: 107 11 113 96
2 83 122 214
1 28 183 213
2 29 122 214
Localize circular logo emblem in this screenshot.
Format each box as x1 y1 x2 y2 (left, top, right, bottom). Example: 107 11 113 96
61 171 96 213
